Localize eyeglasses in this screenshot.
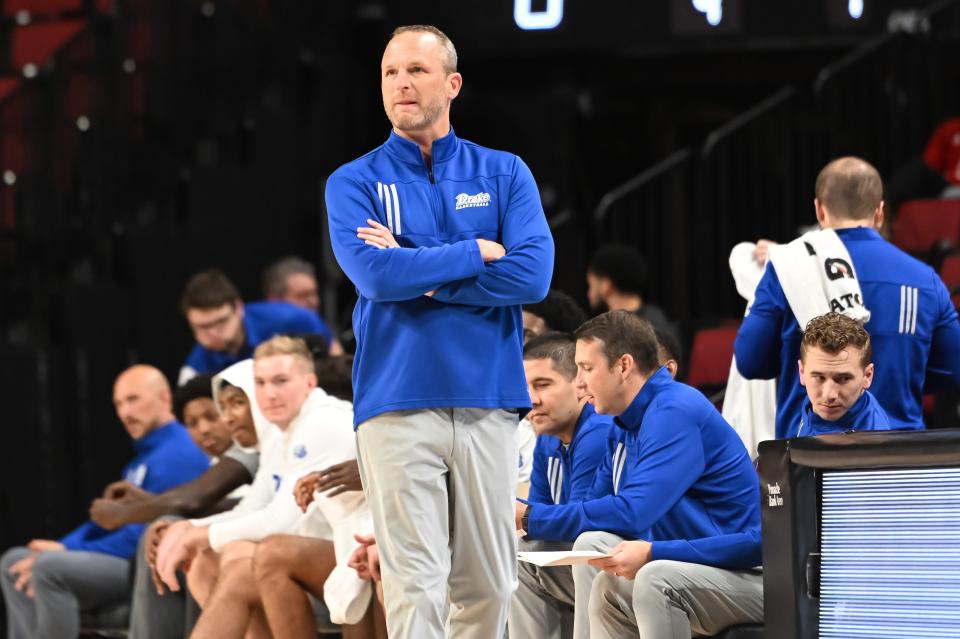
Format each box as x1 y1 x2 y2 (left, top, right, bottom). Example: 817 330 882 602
190 308 236 334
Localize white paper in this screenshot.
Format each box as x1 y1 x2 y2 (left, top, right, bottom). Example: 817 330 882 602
517 550 610 567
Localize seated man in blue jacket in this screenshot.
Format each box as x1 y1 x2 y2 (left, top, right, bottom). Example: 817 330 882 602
519 311 761 639
510 332 613 639
791 312 892 438
1 365 210 639
178 268 334 384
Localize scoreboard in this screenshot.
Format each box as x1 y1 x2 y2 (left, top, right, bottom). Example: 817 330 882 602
383 0 933 56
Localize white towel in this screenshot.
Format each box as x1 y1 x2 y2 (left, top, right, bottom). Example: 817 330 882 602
722 242 777 456
767 229 870 329
296 492 374 625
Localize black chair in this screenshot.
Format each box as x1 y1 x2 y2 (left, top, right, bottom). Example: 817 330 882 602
79 602 130 638
711 624 765 639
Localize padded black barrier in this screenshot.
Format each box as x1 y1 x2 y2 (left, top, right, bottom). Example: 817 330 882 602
757 428 960 639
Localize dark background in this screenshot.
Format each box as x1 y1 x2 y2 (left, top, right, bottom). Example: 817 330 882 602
0 1 958 624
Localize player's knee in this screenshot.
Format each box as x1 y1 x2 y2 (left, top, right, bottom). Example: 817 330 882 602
588 570 620 617
252 535 289 581
30 553 62 586
573 530 613 552
0 547 27 574
633 561 677 609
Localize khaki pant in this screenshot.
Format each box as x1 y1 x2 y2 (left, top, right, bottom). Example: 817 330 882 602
589 559 764 638
357 408 519 639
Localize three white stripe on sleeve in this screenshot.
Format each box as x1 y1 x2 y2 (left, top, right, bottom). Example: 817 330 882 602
612 443 626 496
547 442 626 502
376 182 401 235
547 457 564 505
899 285 919 335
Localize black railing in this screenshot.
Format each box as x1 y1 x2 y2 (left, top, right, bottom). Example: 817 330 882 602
595 148 695 320
593 0 960 324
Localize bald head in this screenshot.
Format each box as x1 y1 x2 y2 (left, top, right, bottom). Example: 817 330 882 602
815 156 884 222
113 365 175 440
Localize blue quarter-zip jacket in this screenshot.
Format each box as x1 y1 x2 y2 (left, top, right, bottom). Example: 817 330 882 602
59 421 210 558
325 129 554 426
526 368 762 569
527 403 612 510
184 301 333 376
735 227 960 439
790 389 891 439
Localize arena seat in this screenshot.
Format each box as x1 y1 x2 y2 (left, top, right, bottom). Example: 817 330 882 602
10 20 86 70
80 602 129 638
892 199 960 254
941 253 960 289
0 77 21 102
2 0 83 20
687 323 740 389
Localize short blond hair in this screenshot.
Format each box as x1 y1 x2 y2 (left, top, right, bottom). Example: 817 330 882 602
253 335 315 374
391 25 458 74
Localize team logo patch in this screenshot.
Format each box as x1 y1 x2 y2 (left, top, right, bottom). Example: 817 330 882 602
455 192 491 210
293 444 307 459
126 464 147 487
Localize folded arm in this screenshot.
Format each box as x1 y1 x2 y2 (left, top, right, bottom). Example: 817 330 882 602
325 173 486 302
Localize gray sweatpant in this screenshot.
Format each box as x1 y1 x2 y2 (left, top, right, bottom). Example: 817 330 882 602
589 560 764 638
570 530 623 639
508 538 575 639
1 546 130 639
357 408 519 639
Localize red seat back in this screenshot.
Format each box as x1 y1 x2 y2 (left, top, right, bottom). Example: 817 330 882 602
892 199 960 254
941 254 960 290
3 0 83 19
687 323 739 388
11 20 86 70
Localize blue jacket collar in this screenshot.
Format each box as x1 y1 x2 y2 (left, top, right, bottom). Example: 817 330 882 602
802 390 870 433
835 227 882 242
614 367 672 432
134 420 180 454
543 403 598 455
383 128 460 166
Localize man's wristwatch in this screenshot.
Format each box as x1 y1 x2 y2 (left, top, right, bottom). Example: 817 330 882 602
521 505 531 536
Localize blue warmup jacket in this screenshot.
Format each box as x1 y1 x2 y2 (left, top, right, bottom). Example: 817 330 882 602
526 368 762 569
791 389 891 439
59 421 210 559
183 301 333 377
735 227 960 439
527 404 612 509
325 129 555 426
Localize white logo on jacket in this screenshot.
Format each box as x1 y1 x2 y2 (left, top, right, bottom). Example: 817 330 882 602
126 464 148 487
455 192 491 210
